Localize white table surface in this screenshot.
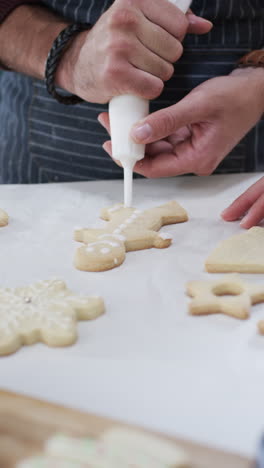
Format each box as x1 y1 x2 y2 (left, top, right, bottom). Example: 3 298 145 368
1 173 264 459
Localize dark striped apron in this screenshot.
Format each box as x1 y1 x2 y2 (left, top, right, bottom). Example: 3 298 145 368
0 0 263 183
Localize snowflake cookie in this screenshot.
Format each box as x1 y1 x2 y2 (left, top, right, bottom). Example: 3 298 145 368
0 279 105 355
74 201 188 271
0 208 8 227
186 274 264 319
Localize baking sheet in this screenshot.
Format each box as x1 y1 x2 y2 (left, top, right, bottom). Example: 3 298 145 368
1 173 264 458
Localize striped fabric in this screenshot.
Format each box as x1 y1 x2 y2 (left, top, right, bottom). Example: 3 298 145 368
0 0 263 183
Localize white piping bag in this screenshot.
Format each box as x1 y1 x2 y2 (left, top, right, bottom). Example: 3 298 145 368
109 0 192 206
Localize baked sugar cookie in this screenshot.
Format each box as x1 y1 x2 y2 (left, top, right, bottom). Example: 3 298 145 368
74 201 188 271
0 208 8 227
258 320 264 335
17 456 87 468
186 274 264 319
18 429 189 468
205 227 264 273
101 427 189 467
0 279 105 355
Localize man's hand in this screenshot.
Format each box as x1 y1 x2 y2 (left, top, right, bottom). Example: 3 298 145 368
56 0 212 103
221 176 264 229
100 67 264 176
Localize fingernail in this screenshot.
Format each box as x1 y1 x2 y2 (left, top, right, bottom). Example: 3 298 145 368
97 115 104 126
131 123 152 142
240 214 249 227
202 18 213 25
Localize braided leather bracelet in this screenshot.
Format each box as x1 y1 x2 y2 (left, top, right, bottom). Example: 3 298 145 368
45 23 90 105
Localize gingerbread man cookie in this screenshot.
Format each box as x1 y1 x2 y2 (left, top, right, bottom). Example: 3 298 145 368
74 201 188 271
0 208 8 227
186 274 264 319
0 279 105 355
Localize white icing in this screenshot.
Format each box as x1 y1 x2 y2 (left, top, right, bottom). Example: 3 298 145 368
99 233 125 242
124 165 133 207
108 205 123 213
0 280 97 339
114 258 118 265
100 248 110 254
159 232 172 240
113 233 126 241
83 208 145 256
85 239 122 253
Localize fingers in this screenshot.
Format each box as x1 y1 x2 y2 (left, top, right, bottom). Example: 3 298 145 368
186 12 213 35
136 18 184 64
221 177 264 227
98 112 110 133
129 40 175 82
130 91 207 143
134 139 196 178
116 64 164 99
139 0 189 39
240 193 264 228
102 140 123 168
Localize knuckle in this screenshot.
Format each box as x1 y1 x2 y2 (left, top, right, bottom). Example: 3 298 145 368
107 35 131 56
176 14 189 37
109 7 138 30
104 61 122 82
159 111 177 135
162 63 174 81
146 79 164 99
171 41 183 62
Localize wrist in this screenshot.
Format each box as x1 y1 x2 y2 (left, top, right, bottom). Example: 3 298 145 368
230 67 264 114
55 28 89 93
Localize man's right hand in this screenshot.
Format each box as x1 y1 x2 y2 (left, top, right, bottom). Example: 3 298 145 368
56 0 212 103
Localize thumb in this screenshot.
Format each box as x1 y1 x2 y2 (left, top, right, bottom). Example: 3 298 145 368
130 91 206 144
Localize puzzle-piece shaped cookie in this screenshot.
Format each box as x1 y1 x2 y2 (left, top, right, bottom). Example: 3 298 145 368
0 208 8 227
186 274 264 319
74 201 188 271
0 279 105 355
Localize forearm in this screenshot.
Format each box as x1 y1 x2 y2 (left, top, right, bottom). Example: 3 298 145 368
0 5 69 79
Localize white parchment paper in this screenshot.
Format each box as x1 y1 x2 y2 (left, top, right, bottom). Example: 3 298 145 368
1 173 264 458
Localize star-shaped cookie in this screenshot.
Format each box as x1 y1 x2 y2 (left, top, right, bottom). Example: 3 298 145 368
186 274 264 319
0 279 105 355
